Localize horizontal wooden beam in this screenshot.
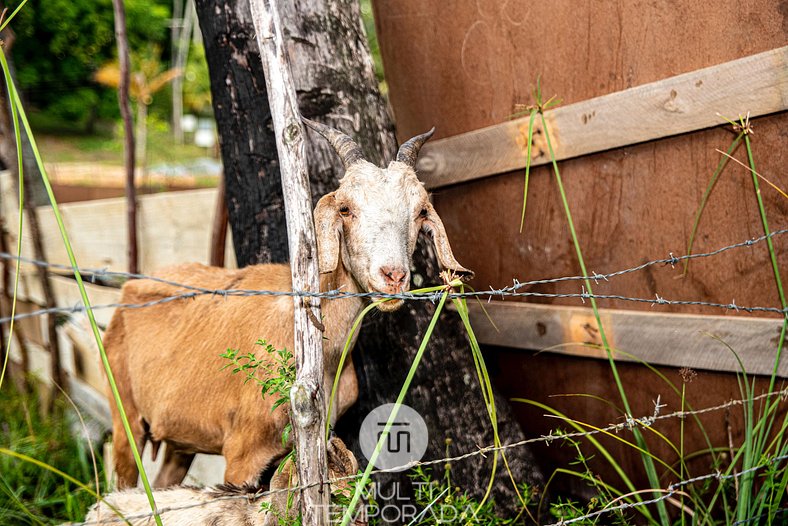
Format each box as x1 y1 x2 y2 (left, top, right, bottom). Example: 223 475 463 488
464 301 787 377
418 46 788 189
0 171 237 275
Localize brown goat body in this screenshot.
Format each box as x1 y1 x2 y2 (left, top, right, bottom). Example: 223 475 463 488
105 263 362 488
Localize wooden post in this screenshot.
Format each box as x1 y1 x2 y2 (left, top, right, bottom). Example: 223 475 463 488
111 0 138 275
249 1 329 524
209 171 228 267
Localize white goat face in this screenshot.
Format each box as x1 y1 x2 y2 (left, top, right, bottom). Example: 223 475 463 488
306 120 472 312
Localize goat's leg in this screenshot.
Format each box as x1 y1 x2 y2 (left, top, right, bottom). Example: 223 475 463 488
154 442 195 487
111 418 146 489
104 311 147 489
223 435 283 487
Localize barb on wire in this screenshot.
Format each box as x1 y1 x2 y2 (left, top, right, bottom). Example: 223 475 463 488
69 387 788 526
2 228 788 326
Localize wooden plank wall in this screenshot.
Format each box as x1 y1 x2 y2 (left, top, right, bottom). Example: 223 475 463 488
373 0 786 316
0 170 233 411
0 172 236 281
417 47 788 188
372 0 788 493
0 172 231 485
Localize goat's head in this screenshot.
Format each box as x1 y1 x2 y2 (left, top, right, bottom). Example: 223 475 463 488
305 119 472 312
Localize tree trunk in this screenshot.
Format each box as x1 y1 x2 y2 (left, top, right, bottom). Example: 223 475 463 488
171 0 185 143
172 0 195 144
249 3 333 522
194 0 288 265
195 0 541 516
135 101 147 179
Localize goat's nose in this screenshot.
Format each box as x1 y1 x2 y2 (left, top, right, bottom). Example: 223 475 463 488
380 266 408 288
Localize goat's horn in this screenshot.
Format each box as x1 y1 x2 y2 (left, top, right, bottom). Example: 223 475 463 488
395 127 435 167
301 117 365 169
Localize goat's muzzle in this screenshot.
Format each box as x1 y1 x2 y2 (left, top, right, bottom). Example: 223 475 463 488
371 265 409 312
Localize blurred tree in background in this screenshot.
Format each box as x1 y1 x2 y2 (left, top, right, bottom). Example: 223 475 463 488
9 0 171 131
182 41 211 117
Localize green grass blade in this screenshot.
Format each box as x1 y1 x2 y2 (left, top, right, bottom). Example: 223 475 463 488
326 300 381 432
513 398 654 523
519 109 537 233
1 47 162 525
327 281 457 430
339 289 449 526
0 45 24 391
538 106 669 524
0 474 47 526
0 0 28 32
683 133 743 275
0 448 130 525
453 294 514 513
738 131 787 523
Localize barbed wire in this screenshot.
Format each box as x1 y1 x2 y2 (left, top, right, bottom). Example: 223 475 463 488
544 453 788 526
5 228 786 293
70 386 788 525
1 228 787 326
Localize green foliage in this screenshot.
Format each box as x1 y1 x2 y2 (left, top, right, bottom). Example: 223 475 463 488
9 0 171 126
221 339 295 414
0 382 107 525
259 500 303 526
359 0 384 84
221 340 296 450
183 43 212 116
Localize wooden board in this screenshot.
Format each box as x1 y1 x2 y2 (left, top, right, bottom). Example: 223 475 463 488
417 47 788 189
0 171 236 277
465 301 787 377
68 375 112 429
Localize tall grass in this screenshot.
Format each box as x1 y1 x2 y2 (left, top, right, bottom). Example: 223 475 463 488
519 80 667 523
334 277 521 526
517 86 788 523
0 381 107 525
0 5 160 524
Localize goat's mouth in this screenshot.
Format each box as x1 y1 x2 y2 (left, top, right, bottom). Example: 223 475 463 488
375 298 404 312
367 284 408 312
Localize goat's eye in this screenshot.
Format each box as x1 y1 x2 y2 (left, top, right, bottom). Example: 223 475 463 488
339 206 351 217
419 208 428 218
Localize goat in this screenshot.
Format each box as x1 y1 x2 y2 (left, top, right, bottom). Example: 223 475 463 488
103 119 472 489
85 436 366 525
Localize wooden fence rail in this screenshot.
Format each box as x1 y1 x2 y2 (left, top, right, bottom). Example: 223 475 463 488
418 46 788 189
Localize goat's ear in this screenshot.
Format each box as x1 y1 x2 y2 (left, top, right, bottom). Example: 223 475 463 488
421 203 474 281
314 192 341 274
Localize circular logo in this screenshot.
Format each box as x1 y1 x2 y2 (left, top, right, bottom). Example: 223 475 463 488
359 403 428 471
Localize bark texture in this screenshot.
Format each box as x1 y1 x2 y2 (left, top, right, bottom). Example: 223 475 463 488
195 0 541 516
195 0 288 265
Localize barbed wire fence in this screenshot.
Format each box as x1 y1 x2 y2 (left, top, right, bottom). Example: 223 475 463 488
68 387 788 525
1 228 787 525
2 228 787 327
